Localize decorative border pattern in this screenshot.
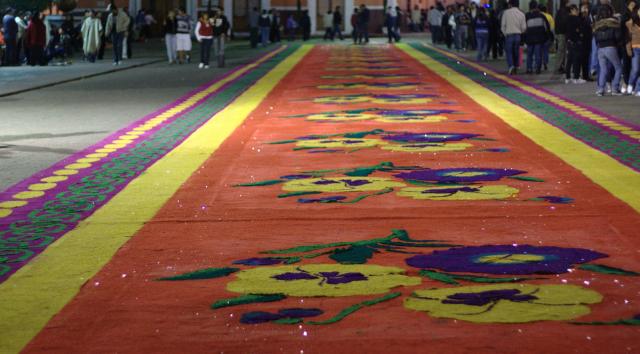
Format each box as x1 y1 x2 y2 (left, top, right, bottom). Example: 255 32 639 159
0 45 296 283
412 44 640 172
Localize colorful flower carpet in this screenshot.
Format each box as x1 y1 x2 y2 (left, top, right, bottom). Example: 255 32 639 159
1 43 639 354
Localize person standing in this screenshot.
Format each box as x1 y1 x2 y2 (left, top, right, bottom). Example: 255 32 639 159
195 12 212 69
259 10 270 46
564 5 585 82
81 10 102 63
489 7 503 59
248 7 259 48
270 9 281 43
3 8 18 66
357 4 370 44
163 10 177 64
351 8 359 44
454 4 471 51
524 1 551 74
554 0 569 74
386 6 400 43
593 5 623 95
411 5 422 32
333 6 344 40
475 7 490 61
621 0 635 94
323 9 333 40
301 10 311 41
212 7 230 67
628 4 640 96
25 13 46 66
15 11 28 64
286 14 297 41
579 4 593 80
442 6 454 49
501 0 527 74
539 5 554 70
175 8 192 64
428 5 443 44
105 6 129 65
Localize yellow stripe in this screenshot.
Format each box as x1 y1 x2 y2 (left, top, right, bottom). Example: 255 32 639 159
397 43 640 212
424 44 640 140
0 44 312 354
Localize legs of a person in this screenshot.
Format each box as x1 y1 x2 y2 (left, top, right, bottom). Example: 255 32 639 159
597 48 607 92
534 44 542 72
555 34 566 72
505 35 515 69
165 34 173 62
630 49 640 92
527 44 535 71
566 44 574 79
590 38 599 74
112 32 121 63
542 40 550 67
604 47 622 92
572 45 582 79
621 51 631 87
461 28 467 50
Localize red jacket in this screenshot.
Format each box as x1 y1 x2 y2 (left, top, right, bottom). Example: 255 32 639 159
198 20 213 37
25 19 46 48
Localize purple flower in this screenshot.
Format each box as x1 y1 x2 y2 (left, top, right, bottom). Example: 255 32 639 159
233 257 284 266
406 245 608 275
395 168 526 184
382 133 480 143
241 311 283 324
272 271 368 284
298 196 347 203
373 94 436 99
442 289 538 306
535 196 574 204
379 109 457 116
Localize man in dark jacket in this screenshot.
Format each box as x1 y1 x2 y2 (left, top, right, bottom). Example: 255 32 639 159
333 6 344 40
357 4 369 44
300 10 311 41
554 0 569 73
525 1 551 74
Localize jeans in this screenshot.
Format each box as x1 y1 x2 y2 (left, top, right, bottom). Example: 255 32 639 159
333 24 343 40
629 48 640 93
387 25 400 42
200 38 212 65
476 32 488 61
555 34 566 71
213 36 225 57
542 40 550 66
455 25 468 50
260 26 269 46
112 32 124 63
431 25 441 44
505 34 521 69
590 37 599 74
526 43 542 71
597 46 622 93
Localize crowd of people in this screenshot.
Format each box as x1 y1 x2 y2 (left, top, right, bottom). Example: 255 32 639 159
427 0 640 96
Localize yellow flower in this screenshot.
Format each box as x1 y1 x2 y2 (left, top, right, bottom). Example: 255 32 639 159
282 177 405 193
226 264 421 297
375 115 448 123
404 284 602 323
314 96 370 104
381 142 472 152
370 97 432 105
296 138 384 149
397 185 519 200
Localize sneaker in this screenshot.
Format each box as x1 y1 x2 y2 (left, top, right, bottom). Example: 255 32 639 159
565 79 571 84
573 79 587 84
590 69 597 77
204 65 209 69
596 91 604 96
198 63 204 69
113 62 118 66
606 83 612 94
635 91 640 97
611 90 623 96
626 85 633 95
508 66 515 75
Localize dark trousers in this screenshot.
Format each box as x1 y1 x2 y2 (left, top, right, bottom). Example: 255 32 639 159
27 46 46 66
200 38 212 65
303 27 310 41
3 37 17 65
444 26 453 48
333 24 343 40
581 40 592 79
249 27 259 48
323 27 333 40
566 41 582 79
357 24 369 43
387 25 400 42
431 25 441 44
621 48 631 85
112 32 124 63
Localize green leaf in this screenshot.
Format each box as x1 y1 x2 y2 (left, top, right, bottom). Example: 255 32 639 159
419 270 459 285
284 256 301 264
277 191 321 198
572 318 640 326
578 264 639 276
344 167 377 177
330 245 377 264
508 176 545 182
268 139 299 145
234 179 284 187
211 294 286 309
343 129 385 138
157 267 239 281
308 292 401 325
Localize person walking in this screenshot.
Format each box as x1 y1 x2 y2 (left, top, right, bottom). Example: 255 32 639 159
195 12 213 69
628 4 640 96
2 7 18 66
357 4 370 44
175 8 192 64
351 8 359 44
163 10 177 64
25 13 46 66
323 9 334 40
475 7 490 61
259 10 270 46
212 8 230 68
524 1 551 74
248 7 259 48
593 5 623 95
81 10 102 63
501 0 527 74
105 6 129 65
554 0 570 73
333 6 344 40
564 4 585 82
